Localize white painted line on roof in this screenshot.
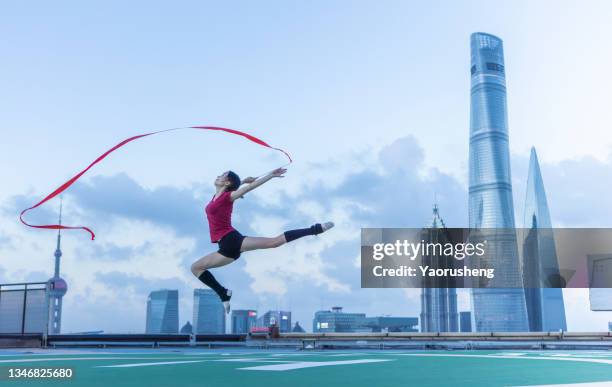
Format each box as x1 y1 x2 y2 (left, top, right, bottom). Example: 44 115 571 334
0 352 170 357
0 357 208 364
268 353 321 356
214 358 290 363
548 354 612 358
175 353 235 357
397 354 612 366
326 353 369 357
239 358 391 371
184 352 259 356
0 350 116 356
514 382 612 387
266 352 352 357
98 360 208 368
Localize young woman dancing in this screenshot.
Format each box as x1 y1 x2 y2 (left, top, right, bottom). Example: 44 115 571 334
190 167 334 313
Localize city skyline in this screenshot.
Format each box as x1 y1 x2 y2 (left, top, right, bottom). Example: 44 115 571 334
2 1 612 333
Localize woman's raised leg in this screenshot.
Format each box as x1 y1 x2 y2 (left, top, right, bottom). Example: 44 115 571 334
240 222 334 253
240 235 286 252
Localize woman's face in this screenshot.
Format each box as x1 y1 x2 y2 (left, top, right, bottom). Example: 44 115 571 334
214 171 230 188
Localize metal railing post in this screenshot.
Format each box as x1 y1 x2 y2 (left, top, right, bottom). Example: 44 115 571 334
21 284 28 335
43 282 50 348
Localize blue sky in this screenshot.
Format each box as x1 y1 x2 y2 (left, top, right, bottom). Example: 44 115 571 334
1 1 612 332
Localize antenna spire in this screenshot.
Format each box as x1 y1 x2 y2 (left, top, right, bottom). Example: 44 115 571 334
54 197 63 277
59 196 63 224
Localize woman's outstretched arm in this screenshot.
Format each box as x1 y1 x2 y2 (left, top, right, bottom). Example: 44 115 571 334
230 167 287 201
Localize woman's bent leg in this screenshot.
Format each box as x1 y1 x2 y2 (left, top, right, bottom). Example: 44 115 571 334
190 252 234 276
191 252 234 301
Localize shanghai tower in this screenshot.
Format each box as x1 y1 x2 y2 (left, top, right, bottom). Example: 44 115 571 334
468 33 528 331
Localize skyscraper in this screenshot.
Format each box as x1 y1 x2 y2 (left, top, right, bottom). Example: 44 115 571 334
468 32 528 332
145 289 179 334
522 147 567 331
420 204 459 332
48 200 67 334
256 310 292 333
231 310 257 334
193 289 225 334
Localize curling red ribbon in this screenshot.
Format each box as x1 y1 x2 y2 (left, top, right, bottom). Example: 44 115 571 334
19 126 292 240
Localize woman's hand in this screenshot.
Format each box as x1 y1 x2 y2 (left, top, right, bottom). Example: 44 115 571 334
242 176 256 184
271 167 287 178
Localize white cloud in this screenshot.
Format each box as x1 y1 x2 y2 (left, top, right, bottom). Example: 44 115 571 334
563 289 612 332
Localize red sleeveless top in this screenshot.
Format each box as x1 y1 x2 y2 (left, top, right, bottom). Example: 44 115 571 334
205 191 235 242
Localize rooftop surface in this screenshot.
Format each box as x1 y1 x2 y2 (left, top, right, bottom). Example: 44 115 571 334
0 348 611 386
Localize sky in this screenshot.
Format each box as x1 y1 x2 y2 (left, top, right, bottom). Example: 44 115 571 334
1 0 612 333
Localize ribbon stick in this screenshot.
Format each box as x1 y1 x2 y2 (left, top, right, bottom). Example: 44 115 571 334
20 126 292 240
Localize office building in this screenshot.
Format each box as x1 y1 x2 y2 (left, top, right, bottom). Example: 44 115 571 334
256 310 291 333
361 316 418 332
145 289 179 334
313 307 366 333
231 310 257 334
193 289 225 334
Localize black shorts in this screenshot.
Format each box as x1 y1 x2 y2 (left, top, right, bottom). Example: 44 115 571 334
217 230 246 259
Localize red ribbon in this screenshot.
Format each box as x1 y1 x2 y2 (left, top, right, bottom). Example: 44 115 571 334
20 126 292 240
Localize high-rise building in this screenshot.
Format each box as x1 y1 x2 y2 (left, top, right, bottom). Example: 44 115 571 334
459 311 472 332
522 147 567 331
313 307 366 333
468 32 528 332
420 204 459 332
231 310 257 334
48 200 67 334
608 322 612 331
145 289 179 334
256 310 291 333
312 307 417 333
361 316 419 332
193 289 225 334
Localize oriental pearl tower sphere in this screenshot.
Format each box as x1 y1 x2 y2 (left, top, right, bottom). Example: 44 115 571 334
47 199 68 334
